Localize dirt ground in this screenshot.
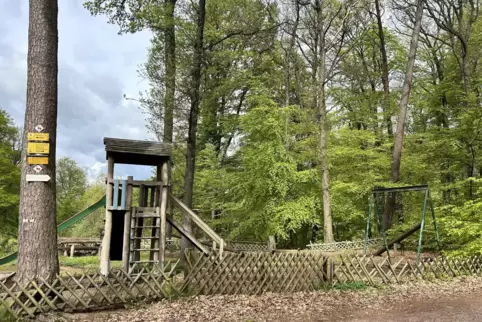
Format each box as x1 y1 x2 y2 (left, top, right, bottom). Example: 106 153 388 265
39 276 482 322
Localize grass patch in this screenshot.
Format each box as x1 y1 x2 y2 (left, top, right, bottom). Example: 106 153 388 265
332 281 368 291
60 256 100 268
59 256 123 269
0 264 16 272
316 281 377 292
0 307 16 322
0 254 182 273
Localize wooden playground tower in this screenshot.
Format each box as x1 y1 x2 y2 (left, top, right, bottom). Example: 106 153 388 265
100 137 225 275
100 137 170 275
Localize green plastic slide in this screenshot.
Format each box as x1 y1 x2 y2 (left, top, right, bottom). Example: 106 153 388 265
0 195 106 266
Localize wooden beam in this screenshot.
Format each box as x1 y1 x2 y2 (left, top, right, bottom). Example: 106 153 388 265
158 161 169 269
58 237 100 244
373 223 422 256
100 156 114 275
122 176 133 272
166 215 209 254
103 137 172 156
168 192 223 245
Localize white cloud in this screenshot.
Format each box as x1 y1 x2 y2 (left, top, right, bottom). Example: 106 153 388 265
0 0 157 182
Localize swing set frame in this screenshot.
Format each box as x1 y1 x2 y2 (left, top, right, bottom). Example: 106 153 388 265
363 184 441 264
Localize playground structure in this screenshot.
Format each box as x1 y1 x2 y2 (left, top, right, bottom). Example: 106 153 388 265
0 137 227 270
100 137 225 274
363 184 441 263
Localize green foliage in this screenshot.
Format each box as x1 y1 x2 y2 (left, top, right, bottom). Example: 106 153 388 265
0 109 20 239
437 181 482 257
84 0 482 256
60 175 105 238
56 157 87 222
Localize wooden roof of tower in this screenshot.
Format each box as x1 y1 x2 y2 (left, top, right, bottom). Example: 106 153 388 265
104 137 171 166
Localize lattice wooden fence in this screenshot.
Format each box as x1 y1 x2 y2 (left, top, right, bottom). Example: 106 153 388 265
0 261 180 320
307 238 383 252
183 252 482 296
229 241 270 252
182 252 333 295
334 255 482 285
3 252 482 319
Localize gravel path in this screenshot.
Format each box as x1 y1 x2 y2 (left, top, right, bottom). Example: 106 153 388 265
42 277 482 322
350 289 482 322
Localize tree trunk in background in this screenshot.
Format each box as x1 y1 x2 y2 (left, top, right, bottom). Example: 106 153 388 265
17 0 59 284
383 0 424 231
374 0 393 138
164 0 176 240
181 0 206 260
283 0 300 107
315 0 334 243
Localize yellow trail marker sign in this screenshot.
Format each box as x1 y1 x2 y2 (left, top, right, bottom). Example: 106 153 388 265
28 132 49 141
28 157 49 165
27 142 50 154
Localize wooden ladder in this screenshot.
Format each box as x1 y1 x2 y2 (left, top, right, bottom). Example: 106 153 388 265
129 206 162 272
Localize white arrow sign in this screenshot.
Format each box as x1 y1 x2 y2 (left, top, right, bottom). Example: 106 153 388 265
26 174 51 182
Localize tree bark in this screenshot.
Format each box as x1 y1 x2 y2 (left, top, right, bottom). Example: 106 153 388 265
374 0 393 137
383 0 424 231
315 0 334 243
164 0 176 240
283 0 301 107
17 0 59 284
181 0 206 257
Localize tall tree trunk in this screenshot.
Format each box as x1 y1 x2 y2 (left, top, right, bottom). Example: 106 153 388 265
383 0 424 231
17 0 59 284
374 0 393 137
181 0 206 258
283 0 301 107
315 0 334 243
164 0 176 240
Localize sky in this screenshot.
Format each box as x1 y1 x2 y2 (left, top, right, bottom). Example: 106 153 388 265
0 0 156 182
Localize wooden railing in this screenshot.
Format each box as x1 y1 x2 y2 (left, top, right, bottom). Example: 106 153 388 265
168 192 225 258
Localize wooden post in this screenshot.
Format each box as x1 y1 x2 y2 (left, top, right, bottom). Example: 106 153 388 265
100 156 114 275
166 161 173 239
268 236 276 252
219 239 224 260
158 161 169 270
122 176 133 272
70 244 75 258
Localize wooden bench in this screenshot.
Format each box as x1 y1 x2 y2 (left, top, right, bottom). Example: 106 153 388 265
58 238 102 257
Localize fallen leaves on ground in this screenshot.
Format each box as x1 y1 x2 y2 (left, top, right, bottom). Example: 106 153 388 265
44 276 482 322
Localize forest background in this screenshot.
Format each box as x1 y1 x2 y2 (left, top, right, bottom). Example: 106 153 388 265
1 0 481 257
